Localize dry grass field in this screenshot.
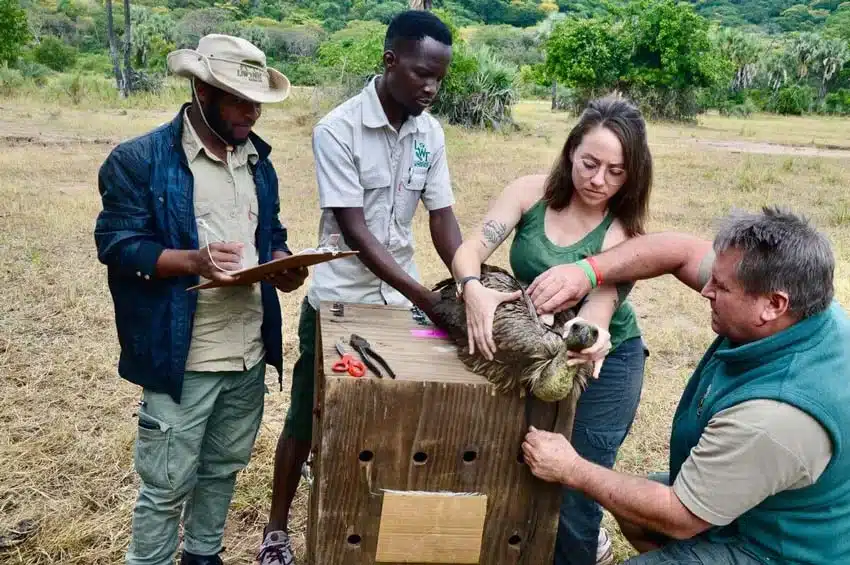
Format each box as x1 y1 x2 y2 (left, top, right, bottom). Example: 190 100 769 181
1 87 849 564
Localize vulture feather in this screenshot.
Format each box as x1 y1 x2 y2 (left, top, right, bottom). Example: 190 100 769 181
430 264 599 402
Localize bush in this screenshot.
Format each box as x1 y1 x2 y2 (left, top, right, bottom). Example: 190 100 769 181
769 84 815 115
550 83 575 111
75 52 115 76
823 89 850 115
275 60 333 86
720 97 758 117
175 8 234 49
468 24 543 67
265 24 324 60
618 85 700 122
33 37 79 72
358 1 406 24
0 64 25 97
317 20 386 83
16 60 53 85
431 45 518 130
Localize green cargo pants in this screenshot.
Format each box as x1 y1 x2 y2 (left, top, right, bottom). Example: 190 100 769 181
125 361 265 565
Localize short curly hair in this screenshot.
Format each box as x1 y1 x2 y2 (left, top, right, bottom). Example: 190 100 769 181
384 10 452 51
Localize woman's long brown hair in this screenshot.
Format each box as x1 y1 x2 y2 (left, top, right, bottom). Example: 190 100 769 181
543 95 653 237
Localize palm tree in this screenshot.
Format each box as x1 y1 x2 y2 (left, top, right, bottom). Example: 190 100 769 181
715 27 764 91
815 37 850 101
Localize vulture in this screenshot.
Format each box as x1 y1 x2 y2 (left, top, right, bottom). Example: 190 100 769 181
430 264 599 402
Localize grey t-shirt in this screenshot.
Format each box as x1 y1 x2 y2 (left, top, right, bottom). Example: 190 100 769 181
674 399 832 526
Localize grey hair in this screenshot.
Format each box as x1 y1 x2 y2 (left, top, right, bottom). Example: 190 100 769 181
713 206 834 319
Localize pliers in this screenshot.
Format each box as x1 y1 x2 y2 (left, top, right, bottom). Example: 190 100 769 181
349 333 396 379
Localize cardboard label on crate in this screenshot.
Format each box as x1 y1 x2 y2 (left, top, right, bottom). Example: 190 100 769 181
375 491 486 563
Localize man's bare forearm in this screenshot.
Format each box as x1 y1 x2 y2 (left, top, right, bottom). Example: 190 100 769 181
591 232 713 291
429 207 463 272
570 458 710 541
333 208 431 306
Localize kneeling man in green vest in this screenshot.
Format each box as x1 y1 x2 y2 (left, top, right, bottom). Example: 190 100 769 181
521 206 850 565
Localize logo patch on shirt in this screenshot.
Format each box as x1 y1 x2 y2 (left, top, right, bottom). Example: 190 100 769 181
413 140 430 168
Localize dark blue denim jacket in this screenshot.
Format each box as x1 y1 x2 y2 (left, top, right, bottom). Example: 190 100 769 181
94 104 290 403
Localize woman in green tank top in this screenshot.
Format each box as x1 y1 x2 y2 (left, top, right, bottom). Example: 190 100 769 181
451 96 653 565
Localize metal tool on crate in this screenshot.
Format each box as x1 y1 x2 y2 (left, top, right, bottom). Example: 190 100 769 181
410 305 431 326
349 333 397 379
332 339 366 377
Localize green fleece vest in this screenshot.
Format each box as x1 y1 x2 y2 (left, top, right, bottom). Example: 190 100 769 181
669 301 850 564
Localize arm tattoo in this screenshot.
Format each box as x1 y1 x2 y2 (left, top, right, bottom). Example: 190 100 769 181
480 220 508 249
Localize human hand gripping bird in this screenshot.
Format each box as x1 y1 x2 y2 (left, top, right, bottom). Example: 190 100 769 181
527 263 594 315
562 317 612 379
462 279 522 361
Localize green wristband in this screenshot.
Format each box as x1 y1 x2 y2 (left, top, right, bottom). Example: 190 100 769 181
575 259 598 289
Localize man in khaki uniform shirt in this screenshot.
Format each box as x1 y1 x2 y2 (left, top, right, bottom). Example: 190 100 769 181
95 35 306 565
257 11 462 565
182 105 266 372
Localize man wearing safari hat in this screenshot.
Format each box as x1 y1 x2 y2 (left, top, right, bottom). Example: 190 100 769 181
94 34 306 565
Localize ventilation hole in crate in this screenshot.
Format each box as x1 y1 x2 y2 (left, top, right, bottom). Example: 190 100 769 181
516 450 525 464
508 534 522 548
413 451 428 464
462 450 478 463
358 450 374 463
347 534 362 547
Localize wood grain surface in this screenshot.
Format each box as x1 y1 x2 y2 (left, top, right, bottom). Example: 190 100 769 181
306 302 579 565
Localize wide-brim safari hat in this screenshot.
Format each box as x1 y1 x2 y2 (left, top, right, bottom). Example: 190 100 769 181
167 34 290 104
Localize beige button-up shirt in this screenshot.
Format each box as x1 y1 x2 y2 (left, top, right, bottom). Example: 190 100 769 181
182 109 265 372
306 77 455 310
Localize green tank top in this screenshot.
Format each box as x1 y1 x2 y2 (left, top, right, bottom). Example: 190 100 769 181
509 199 641 352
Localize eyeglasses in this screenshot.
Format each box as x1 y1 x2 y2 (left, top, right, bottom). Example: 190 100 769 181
576 158 627 186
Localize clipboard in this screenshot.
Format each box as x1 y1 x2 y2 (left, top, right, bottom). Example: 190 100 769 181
187 249 359 291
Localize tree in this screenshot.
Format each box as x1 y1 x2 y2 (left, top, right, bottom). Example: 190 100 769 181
105 0 134 97
623 0 724 91
714 27 765 91
815 37 849 99
106 0 123 92
788 33 850 99
0 0 31 65
824 4 850 43
545 17 629 92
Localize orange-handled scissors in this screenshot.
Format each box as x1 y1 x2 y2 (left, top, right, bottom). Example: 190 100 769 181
332 340 366 377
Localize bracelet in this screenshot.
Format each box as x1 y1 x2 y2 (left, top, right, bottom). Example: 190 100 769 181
586 256 604 286
456 275 481 300
575 259 598 289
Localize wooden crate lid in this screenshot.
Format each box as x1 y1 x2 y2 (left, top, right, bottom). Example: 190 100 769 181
319 301 487 385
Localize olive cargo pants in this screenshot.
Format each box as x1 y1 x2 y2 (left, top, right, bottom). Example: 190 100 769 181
125 361 265 565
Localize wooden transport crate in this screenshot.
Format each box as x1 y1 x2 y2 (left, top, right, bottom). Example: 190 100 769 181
305 301 579 565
